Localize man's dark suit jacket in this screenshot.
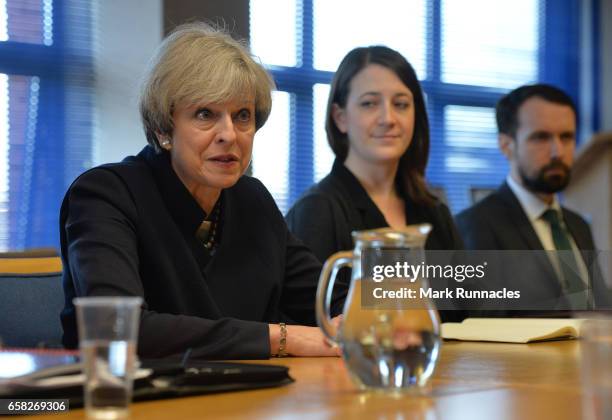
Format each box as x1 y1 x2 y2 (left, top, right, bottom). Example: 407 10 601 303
456 182 611 310
60 146 340 360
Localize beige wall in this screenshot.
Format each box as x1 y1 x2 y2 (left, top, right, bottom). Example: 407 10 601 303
92 0 163 165
564 137 612 286
601 0 612 131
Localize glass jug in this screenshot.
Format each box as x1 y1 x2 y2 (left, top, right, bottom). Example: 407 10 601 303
316 224 441 391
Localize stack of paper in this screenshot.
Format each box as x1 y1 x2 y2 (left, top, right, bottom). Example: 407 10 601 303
441 318 586 343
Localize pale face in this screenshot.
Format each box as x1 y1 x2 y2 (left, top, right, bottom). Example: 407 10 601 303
501 96 576 194
163 97 256 197
333 64 415 168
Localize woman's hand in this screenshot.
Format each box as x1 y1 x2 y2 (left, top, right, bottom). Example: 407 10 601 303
269 323 341 357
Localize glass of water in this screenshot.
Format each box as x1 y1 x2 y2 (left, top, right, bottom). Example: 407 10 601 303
74 296 142 419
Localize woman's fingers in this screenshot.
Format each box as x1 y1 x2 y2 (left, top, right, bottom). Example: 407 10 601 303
331 314 343 329
285 325 341 357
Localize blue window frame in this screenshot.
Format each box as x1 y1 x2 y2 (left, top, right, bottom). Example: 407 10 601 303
250 0 590 214
0 0 93 251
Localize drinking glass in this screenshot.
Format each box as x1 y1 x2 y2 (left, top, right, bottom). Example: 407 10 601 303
75 296 142 419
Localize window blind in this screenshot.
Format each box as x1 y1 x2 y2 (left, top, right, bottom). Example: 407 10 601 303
0 0 93 251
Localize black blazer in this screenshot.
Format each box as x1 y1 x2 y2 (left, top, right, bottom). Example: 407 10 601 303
456 182 611 309
286 160 464 265
60 146 339 360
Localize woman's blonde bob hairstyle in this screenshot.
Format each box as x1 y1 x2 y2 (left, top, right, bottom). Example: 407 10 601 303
139 22 275 151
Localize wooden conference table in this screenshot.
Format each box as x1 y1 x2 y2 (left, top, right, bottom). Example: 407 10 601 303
26 340 586 420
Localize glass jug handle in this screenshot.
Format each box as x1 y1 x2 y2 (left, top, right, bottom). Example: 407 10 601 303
316 250 353 343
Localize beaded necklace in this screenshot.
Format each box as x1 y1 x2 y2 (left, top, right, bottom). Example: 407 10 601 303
196 201 221 250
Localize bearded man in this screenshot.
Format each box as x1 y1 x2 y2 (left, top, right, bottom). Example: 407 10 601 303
456 84 611 312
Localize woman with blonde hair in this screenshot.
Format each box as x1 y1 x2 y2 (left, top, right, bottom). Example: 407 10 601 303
60 22 342 359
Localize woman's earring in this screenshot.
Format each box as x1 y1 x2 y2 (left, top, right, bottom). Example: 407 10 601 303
160 137 171 149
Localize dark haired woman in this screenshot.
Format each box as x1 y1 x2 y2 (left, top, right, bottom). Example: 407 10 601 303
286 46 464 317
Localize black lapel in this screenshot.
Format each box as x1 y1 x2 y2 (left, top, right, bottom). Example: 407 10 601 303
561 208 592 250
328 159 386 230
496 182 563 293
560 208 595 279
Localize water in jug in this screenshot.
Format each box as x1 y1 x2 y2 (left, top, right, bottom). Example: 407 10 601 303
316 224 441 392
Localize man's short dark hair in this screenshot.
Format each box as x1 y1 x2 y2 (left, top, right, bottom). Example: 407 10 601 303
495 84 577 137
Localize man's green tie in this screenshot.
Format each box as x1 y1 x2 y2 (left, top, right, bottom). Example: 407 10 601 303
541 209 587 308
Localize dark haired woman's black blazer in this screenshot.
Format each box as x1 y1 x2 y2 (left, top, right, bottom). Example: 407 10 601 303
286 159 464 261
60 146 341 360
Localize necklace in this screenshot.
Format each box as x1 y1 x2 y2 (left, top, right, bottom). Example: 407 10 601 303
196 201 221 250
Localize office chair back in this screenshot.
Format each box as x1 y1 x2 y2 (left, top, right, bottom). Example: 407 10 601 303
0 256 64 348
